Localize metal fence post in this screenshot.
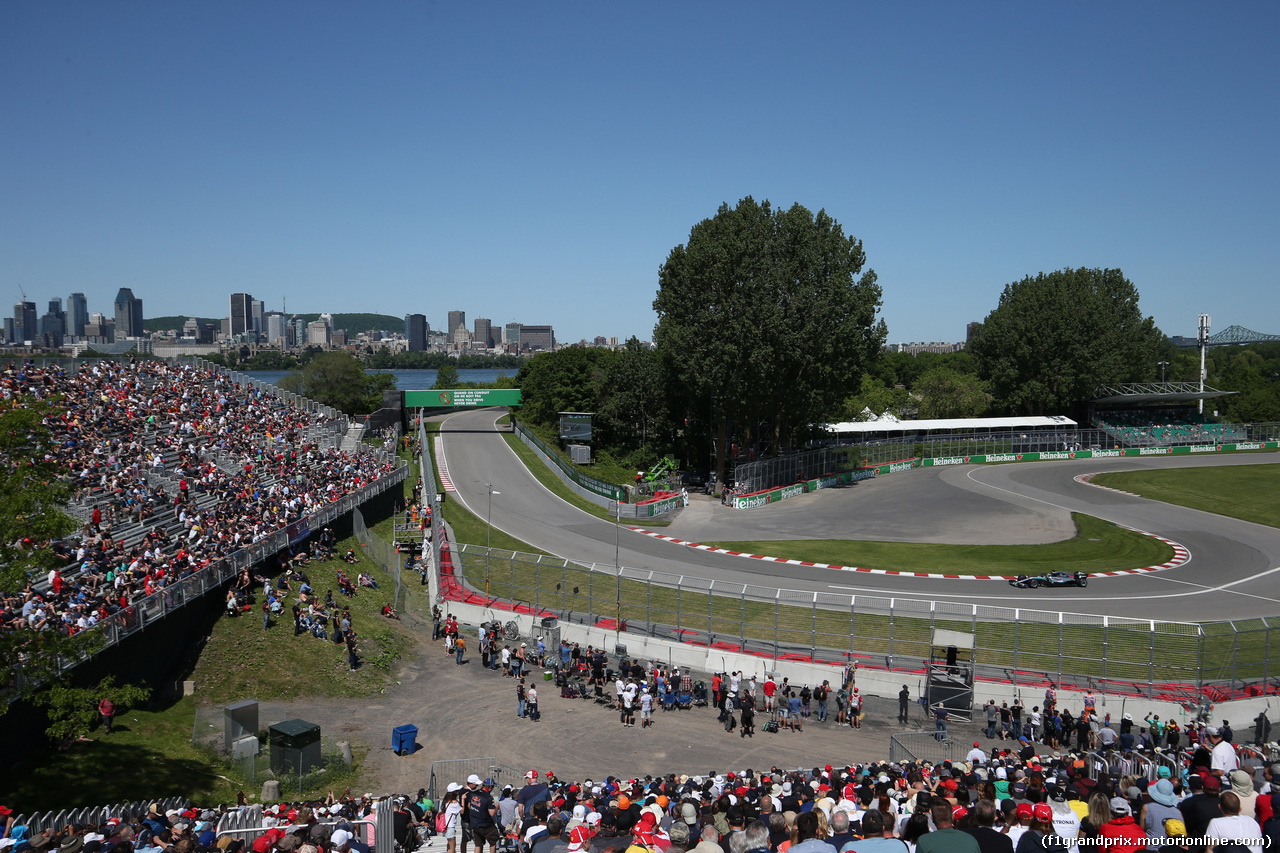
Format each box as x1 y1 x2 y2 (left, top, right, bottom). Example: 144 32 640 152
1231 621 1239 700
1101 617 1109 685
888 599 895 665
774 591 780 661
1265 621 1271 697
1057 613 1064 686
1148 620 1156 695
1013 611 1019 682
706 581 715 639
644 574 652 630
850 597 857 661
560 563 566 613
739 588 745 651
510 555 516 603
811 594 817 660
676 578 682 635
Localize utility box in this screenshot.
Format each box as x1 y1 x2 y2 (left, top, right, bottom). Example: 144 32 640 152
269 719 322 774
225 699 259 753
568 444 591 464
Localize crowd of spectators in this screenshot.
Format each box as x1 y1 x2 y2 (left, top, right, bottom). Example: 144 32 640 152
19 745 1278 853
0 357 400 648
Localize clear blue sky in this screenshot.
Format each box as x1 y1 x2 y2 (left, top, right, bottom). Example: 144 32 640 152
3 2 1276 344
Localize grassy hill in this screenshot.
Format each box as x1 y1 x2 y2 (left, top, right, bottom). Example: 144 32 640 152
144 313 404 334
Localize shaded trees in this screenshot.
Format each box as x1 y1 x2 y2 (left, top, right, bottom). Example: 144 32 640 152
653 198 886 483
970 268 1164 414
278 351 395 414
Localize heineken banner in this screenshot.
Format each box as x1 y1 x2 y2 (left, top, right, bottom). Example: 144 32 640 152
404 388 523 408
732 440 1277 508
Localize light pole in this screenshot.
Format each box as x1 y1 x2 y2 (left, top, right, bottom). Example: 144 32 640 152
1157 360 1169 383
614 499 622 645
485 483 499 600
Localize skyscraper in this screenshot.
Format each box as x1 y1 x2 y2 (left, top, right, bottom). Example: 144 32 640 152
447 310 465 341
230 293 253 337
113 288 143 338
68 292 88 338
14 301 36 343
519 324 555 352
251 300 265 336
474 318 493 349
404 314 427 352
503 322 522 348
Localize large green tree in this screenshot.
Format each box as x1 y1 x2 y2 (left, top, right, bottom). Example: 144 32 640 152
278 351 395 414
969 268 1164 414
654 198 886 484
0 402 96 692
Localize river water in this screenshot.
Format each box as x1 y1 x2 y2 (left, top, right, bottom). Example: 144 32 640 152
244 368 515 389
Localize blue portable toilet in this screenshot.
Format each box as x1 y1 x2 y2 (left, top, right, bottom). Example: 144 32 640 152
392 724 418 756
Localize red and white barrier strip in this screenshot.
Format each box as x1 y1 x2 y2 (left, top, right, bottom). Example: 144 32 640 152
434 435 456 492
627 525 1191 581
1074 472 1140 497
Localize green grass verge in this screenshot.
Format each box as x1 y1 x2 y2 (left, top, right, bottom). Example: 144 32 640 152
456 544 1230 686
6 695 244 810
192 538 414 703
1091 463 1280 529
700 514 1174 576
500 429 671 527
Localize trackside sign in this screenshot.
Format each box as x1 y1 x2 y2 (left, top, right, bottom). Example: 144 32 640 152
405 389 523 408
731 440 1277 508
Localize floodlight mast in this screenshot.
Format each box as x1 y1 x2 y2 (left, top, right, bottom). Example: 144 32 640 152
1197 314 1211 415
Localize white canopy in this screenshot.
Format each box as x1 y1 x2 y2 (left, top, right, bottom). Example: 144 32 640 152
825 415 1077 434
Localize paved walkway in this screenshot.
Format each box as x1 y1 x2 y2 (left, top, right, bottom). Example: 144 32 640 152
274 624 1011 797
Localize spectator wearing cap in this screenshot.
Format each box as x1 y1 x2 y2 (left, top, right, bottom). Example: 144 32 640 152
1206 726 1240 777
1179 772 1223 845
916 802 979 853
1206 792 1262 853
1045 786 1079 850
1004 803 1032 849
1012 804 1055 852
1097 797 1145 850
959 799 1012 853
464 777 500 853
718 807 747 853
518 772 551 820
442 785 465 853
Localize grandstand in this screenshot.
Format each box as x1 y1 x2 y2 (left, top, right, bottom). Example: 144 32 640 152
0 356 407 682
1090 382 1245 449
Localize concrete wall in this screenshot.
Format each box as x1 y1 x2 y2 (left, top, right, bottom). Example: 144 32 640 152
436 598 1268 726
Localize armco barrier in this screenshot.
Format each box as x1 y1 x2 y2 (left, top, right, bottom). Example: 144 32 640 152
732 440 1279 508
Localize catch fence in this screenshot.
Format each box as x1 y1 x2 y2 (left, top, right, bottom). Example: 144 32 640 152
734 423 1280 494
427 758 526 803
888 732 954 766
437 541 1278 708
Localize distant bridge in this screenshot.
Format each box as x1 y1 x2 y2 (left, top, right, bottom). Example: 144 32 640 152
1205 325 1280 346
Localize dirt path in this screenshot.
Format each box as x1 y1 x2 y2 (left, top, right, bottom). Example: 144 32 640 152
266 626 995 796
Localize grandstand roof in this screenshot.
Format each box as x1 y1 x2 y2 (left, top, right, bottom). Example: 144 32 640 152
825 415 1077 435
1091 382 1237 406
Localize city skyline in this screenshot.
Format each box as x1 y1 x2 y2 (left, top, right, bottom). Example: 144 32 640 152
2 3 1275 345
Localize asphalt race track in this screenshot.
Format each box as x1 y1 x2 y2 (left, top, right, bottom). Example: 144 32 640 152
436 408 1280 622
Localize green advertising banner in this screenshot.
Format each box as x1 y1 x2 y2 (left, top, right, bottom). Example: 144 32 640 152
404 388 523 408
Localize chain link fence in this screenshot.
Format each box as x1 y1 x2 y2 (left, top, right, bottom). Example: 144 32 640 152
192 702 354 798
436 542 1278 708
